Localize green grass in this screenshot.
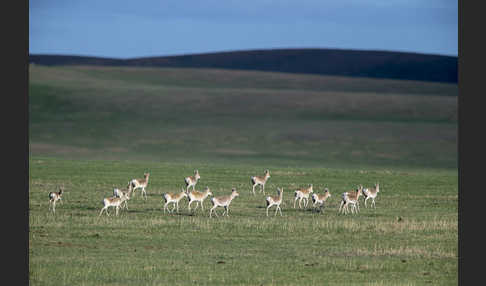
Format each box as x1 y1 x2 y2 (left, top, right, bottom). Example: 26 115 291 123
29 64 457 285
29 65 457 169
29 157 457 285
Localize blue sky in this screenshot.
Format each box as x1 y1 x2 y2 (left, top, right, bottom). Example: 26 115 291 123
29 0 458 59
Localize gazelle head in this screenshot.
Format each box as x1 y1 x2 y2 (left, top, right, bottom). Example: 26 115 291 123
264 169 270 177
357 186 363 196
195 170 200 180
205 186 212 196
324 187 331 197
278 187 284 195
120 191 130 201
309 184 314 193
231 188 239 198
375 182 380 192
58 186 64 195
180 187 188 196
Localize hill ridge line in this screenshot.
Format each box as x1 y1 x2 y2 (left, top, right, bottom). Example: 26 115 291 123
29 48 458 83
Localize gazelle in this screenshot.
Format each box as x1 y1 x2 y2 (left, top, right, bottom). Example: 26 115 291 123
265 187 284 217
162 188 188 214
250 169 270 195
129 173 150 200
184 170 201 192
312 188 331 212
48 187 64 213
113 183 133 210
187 186 213 212
99 191 130 216
209 188 239 218
293 184 314 209
338 186 363 215
362 183 380 208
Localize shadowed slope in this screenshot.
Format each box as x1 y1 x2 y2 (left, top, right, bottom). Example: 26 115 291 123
29 48 458 83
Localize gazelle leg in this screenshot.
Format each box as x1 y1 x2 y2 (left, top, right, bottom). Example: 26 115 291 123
210 206 218 218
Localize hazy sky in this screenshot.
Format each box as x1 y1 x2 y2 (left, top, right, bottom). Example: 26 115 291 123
29 0 458 59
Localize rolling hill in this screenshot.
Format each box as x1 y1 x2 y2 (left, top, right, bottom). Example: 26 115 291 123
29 64 457 169
29 48 457 83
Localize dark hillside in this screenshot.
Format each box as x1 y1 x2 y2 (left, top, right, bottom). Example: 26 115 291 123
29 48 457 83
29 54 122 66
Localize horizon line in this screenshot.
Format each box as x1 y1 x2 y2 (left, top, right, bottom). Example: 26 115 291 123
28 47 458 61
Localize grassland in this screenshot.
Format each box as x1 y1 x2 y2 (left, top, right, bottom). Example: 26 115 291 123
29 65 457 169
29 64 458 285
29 157 457 285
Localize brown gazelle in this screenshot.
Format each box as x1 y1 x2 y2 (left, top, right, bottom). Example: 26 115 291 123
187 186 213 212
311 188 331 213
113 182 133 210
362 183 380 208
162 188 188 214
265 187 284 217
48 187 64 213
185 170 201 192
293 184 314 209
338 186 363 215
99 191 130 216
250 169 270 195
209 188 239 218
129 173 150 200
